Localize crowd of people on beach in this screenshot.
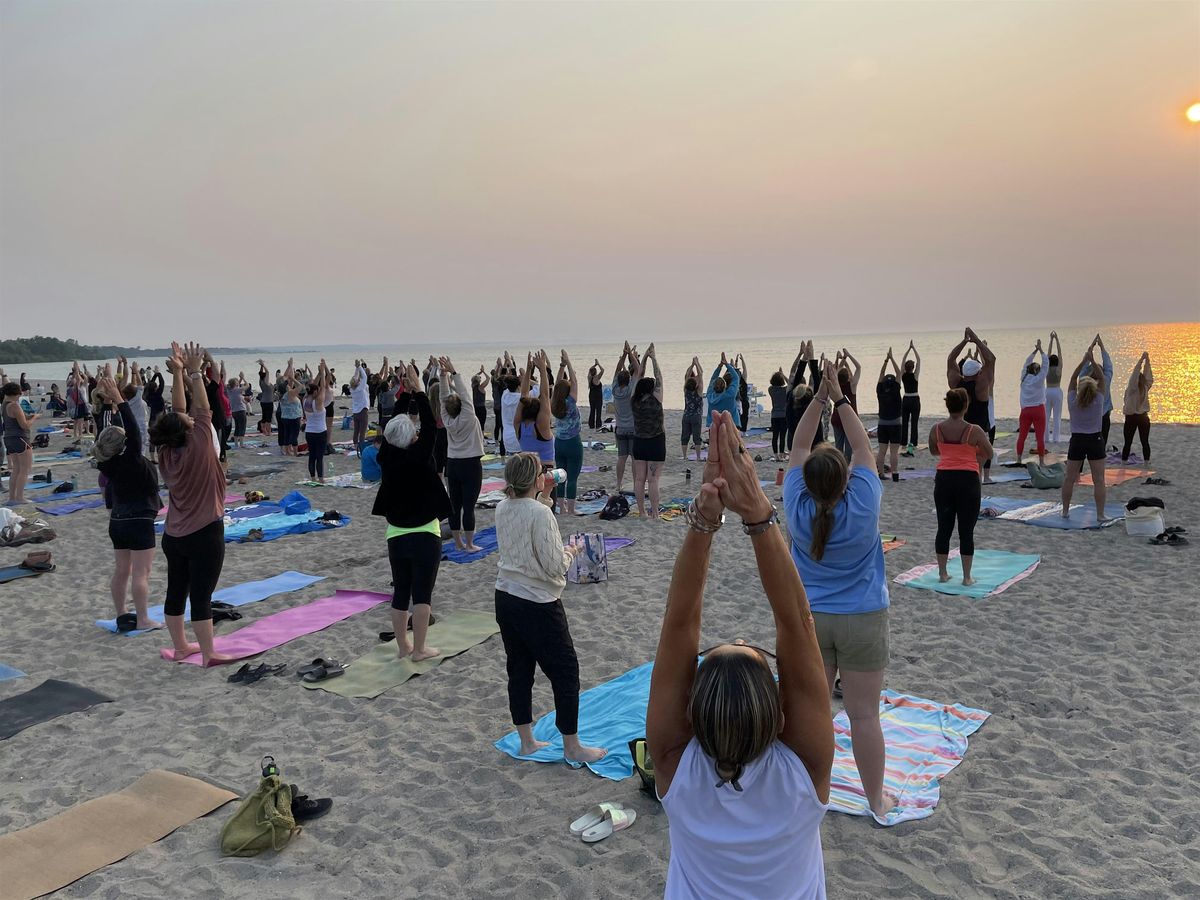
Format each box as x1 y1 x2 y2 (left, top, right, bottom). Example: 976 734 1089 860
0 325 1157 898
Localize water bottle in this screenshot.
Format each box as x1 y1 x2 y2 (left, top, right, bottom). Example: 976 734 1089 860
685 468 692 483
776 468 785 486
545 468 567 485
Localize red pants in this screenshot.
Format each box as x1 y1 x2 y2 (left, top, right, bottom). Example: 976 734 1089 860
1017 404 1046 458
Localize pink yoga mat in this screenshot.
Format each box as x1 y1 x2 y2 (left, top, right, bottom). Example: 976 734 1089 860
160 590 389 665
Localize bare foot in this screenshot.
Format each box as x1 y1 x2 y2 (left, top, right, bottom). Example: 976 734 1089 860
170 642 201 661
938 572 951 583
519 738 551 756
565 745 608 764
464 544 483 553
870 792 899 819
396 639 413 659
962 576 976 586
202 652 237 666
411 646 441 662
137 619 165 631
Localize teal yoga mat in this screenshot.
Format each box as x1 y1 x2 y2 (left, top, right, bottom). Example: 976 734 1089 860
893 549 1040 599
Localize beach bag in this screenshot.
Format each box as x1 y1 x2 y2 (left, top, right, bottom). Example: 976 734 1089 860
32 433 49 449
628 738 658 801
1026 461 1064 489
598 494 630 521
1124 504 1164 537
567 533 608 584
219 774 298 857
278 491 312 516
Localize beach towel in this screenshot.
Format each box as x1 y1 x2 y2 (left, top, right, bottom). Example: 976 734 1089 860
979 497 1123 530
96 571 326 635
0 663 26 682
893 549 1040 599
481 478 506 493
0 769 237 900
221 509 351 543
0 679 113 741
901 469 1028 483
32 450 82 462
494 661 652 780
1080 467 1153 487
302 610 500 698
881 534 906 553
159 590 389 665
574 497 610 515
483 462 505 470
34 497 106 516
30 486 100 501
828 690 990 826
295 472 374 489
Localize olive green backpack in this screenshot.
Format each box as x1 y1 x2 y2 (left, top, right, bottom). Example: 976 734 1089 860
219 774 298 857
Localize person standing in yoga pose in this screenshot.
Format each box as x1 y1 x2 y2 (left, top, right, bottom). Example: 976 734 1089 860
928 388 993 586
472 366 490 435
302 360 332 484
151 342 233 666
648 410 833 898
786 358 895 821
587 358 605 431
1062 346 1108 519
1015 340 1048 466
875 349 903 481
901 341 921 456
350 359 371 456
947 327 996 483
829 349 861 458
1121 353 1153 463
1081 333 1115 448
631 343 666 521
734 353 750 432
706 353 740 430
681 357 705 462
768 368 789 462
1044 332 1064 444
93 374 162 631
551 351 584 516
494 452 605 764
611 344 637 493
516 351 556 468
438 357 485 554
374 363 448 662
1 382 36 505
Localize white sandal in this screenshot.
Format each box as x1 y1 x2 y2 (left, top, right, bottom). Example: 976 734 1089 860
581 807 637 843
569 802 625 837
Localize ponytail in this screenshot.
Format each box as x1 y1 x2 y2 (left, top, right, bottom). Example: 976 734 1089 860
810 502 835 562
714 760 745 792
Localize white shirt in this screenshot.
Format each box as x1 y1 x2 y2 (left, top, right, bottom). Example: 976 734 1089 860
660 739 827 900
500 384 538 451
350 365 370 414
1019 351 1048 409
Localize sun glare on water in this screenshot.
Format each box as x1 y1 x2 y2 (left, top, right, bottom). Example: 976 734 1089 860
1188 102 1200 123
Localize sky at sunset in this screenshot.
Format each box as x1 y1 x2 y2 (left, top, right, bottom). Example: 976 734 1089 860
2 0 1197 347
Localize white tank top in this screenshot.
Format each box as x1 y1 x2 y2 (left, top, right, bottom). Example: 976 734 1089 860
303 397 328 434
660 738 827 899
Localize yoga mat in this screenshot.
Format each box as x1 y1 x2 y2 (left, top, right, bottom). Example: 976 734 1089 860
3 480 68 492
29 486 100 501
1080 467 1153 487
303 610 501 698
295 472 374 489
0 566 48 585
483 462 505 470
481 478 506 493
893 549 1040 599
160 590 389 665
494 661 652 780
33 451 82 462
901 469 1028 483
35 497 105 516
443 529 634 564
979 497 1123 529
96 571 326 635
220 510 351 543
828 690 990 826
0 663 26 682
0 679 113 741
0 769 237 900
574 498 609 514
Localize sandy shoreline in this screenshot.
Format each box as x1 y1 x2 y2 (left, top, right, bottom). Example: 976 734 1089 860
0 407 1196 899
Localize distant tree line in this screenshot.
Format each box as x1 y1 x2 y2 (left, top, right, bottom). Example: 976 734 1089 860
0 336 246 365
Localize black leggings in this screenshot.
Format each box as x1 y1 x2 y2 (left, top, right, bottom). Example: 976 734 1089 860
740 396 749 432
902 396 921 447
1101 411 1112 447
474 405 487 434
387 531 441 611
306 430 328 478
260 401 273 426
351 408 370 451
161 519 225 621
771 418 787 454
934 470 981 556
493 404 503 442
785 412 823 452
495 589 580 734
446 456 483 531
1122 414 1151 461
588 388 603 429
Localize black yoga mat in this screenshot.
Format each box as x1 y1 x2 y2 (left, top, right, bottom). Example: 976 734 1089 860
0 679 113 741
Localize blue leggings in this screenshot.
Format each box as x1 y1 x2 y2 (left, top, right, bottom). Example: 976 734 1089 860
554 436 583 500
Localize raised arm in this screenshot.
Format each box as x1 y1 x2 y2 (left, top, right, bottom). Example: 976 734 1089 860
519 353 533 399
1143 353 1153 389
1068 351 1090 393
887 350 901 379
789 365 830 470
563 351 578 400
788 346 806 385
842 350 861 390
536 352 552 433
877 355 889 385
611 347 628 388
946 333 970 388
826 360 873 470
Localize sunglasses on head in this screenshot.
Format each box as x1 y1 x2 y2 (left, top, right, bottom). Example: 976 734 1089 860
698 642 776 660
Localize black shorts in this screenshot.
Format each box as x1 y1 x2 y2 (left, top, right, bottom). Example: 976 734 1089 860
72 405 89 421
632 433 667 462
681 416 702 447
1067 432 1104 462
615 430 635 457
877 423 903 445
109 516 156 551
232 410 248 437
3 436 30 455
279 417 301 447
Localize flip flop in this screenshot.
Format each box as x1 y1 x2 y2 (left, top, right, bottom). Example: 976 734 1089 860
302 660 345 682
580 807 637 843
297 658 331 677
240 662 287 684
1164 526 1187 535
227 663 253 683
570 802 626 837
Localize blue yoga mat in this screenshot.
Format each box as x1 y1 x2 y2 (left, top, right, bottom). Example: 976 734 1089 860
95 570 327 635
895 549 1040 600
0 566 49 585
494 661 652 780
0 663 26 682
35 497 105 516
980 497 1123 530
32 487 100 502
443 527 499 563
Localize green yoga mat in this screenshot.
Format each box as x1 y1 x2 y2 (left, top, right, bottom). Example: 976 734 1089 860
302 610 499 698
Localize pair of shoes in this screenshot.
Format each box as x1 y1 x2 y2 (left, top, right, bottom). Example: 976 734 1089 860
288 783 333 822
297 657 345 682
1149 531 1188 546
228 662 286 683
569 802 636 843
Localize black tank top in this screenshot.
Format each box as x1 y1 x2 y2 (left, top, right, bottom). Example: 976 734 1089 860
959 377 990 429
902 372 918 395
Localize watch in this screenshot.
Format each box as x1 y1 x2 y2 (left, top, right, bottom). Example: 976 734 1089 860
834 397 850 409
742 506 778 535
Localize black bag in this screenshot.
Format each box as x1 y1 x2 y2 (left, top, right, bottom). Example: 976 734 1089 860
1126 496 1164 511
599 494 630 521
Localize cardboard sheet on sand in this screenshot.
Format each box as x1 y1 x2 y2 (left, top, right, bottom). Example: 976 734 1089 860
0 770 237 900
0 679 113 741
302 610 500 698
1079 467 1153 487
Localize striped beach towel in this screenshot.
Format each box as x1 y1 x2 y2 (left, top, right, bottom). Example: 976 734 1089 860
828 690 990 826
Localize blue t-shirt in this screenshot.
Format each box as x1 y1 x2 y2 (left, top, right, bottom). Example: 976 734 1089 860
554 395 581 441
783 466 888 615
360 444 381 482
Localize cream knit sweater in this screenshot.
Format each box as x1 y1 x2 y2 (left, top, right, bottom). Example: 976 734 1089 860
494 498 571 599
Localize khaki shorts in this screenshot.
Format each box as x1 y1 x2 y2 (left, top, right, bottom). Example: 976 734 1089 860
812 608 889 672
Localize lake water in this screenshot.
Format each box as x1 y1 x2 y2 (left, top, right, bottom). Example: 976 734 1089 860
8 322 1198 423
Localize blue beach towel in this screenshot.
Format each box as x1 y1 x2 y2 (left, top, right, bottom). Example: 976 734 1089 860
979 497 1123 530
0 663 26 682
443 526 499 563
894 549 1040 599
35 498 105 516
95 571 326 635
494 661 652 780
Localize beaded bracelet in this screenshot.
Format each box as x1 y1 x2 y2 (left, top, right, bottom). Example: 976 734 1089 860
686 499 724 533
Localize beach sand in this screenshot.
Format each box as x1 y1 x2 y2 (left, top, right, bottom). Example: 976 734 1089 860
1 409 1196 899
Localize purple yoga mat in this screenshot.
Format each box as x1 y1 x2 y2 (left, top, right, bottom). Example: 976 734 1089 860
603 536 635 553
159 590 389 666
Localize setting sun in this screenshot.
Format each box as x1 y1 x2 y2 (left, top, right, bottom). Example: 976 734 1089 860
1188 102 1200 122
